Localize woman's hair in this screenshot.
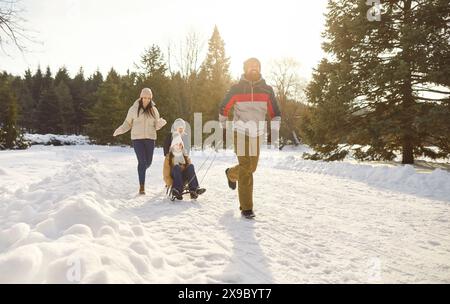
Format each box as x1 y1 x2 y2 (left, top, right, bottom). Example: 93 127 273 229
137 98 155 118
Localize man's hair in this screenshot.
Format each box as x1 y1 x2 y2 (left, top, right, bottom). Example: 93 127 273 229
243 57 261 71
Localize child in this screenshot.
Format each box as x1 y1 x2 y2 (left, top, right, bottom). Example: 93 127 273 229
163 118 190 157
163 128 206 201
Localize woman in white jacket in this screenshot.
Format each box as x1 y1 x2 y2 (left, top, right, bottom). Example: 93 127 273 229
113 88 167 195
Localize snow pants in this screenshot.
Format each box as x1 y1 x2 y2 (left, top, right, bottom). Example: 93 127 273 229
171 164 199 193
226 132 262 212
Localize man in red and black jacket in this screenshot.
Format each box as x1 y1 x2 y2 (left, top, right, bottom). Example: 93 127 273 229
219 58 281 219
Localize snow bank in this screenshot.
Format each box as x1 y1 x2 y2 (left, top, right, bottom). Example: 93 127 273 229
0 153 151 283
24 134 91 146
269 154 450 202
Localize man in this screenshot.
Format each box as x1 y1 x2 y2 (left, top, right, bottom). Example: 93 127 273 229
219 58 281 219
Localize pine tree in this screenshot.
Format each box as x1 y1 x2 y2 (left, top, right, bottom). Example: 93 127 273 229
85 70 125 145
55 81 76 134
70 67 89 134
197 26 231 122
3 90 18 148
35 85 64 134
31 66 43 103
86 70 104 96
0 72 10 124
305 0 450 164
0 77 29 150
19 69 37 131
34 66 64 134
136 45 177 146
42 66 53 91
24 69 33 92
137 45 168 76
55 67 71 87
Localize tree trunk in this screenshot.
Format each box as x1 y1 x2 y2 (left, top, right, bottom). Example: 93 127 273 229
402 138 414 164
401 0 415 165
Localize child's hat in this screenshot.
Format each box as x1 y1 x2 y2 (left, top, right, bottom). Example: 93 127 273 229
171 118 186 133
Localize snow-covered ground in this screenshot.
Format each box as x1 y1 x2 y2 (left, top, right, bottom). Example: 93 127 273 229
23 133 91 146
0 145 449 283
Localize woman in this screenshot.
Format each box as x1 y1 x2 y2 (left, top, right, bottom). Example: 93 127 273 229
113 88 167 195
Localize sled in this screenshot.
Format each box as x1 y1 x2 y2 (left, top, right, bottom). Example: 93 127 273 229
165 182 206 202
165 184 191 201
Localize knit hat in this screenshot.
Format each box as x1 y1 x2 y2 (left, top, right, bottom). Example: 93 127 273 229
243 57 261 71
140 88 153 98
171 118 186 134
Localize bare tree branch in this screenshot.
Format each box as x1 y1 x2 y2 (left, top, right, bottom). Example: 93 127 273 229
268 57 308 103
166 30 205 79
0 0 36 55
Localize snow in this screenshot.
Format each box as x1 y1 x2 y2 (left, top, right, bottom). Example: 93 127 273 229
23 133 91 146
271 154 450 202
0 145 449 283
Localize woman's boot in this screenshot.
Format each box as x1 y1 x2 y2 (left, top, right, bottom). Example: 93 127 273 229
139 184 145 195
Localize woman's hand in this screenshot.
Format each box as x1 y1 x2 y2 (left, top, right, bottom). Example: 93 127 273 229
156 118 167 130
113 128 121 137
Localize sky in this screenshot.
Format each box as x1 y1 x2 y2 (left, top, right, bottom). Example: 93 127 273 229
1 0 328 79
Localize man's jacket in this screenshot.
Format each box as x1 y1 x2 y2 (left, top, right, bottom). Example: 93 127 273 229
219 76 281 137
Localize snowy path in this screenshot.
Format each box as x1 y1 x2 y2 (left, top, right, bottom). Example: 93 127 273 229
0 145 449 283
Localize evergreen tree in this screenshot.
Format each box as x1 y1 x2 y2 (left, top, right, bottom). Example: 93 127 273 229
55 81 76 134
24 69 33 92
86 70 125 145
35 86 64 134
137 45 168 76
31 66 43 103
83 70 104 131
305 0 450 163
19 69 37 131
0 72 10 124
9 75 32 132
136 45 177 146
196 26 231 122
0 77 29 150
3 89 18 148
54 67 71 87
86 70 104 95
70 67 89 134
42 66 53 91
